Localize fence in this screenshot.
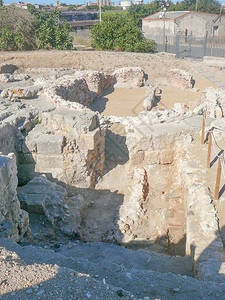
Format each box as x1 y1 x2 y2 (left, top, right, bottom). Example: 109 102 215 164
201 113 225 200
145 34 225 60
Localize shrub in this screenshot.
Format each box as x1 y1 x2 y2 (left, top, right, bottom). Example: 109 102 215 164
91 12 155 53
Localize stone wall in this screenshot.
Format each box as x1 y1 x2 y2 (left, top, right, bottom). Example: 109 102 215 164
0 153 29 241
116 120 195 254
179 160 225 281
17 107 105 188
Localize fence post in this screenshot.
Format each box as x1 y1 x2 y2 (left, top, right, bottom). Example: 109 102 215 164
176 35 179 58
201 113 206 144
207 131 212 168
189 36 192 57
202 36 207 58
215 157 222 200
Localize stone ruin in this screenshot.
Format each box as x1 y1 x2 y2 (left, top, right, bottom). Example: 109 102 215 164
1 62 225 297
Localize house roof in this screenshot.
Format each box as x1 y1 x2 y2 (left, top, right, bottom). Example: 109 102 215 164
143 11 190 21
143 10 225 21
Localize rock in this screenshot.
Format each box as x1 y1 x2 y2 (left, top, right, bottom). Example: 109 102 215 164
0 63 18 74
74 70 116 97
198 86 225 118
167 69 194 89
17 175 86 237
0 74 15 83
18 175 67 224
112 67 146 88
1 87 39 100
142 87 156 111
0 153 30 241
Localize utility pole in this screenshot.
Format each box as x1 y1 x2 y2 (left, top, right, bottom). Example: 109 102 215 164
159 1 169 52
99 0 102 23
195 0 198 11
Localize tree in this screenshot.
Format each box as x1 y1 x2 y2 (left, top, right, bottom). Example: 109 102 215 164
91 12 155 53
28 7 73 50
0 6 36 50
0 0 3 7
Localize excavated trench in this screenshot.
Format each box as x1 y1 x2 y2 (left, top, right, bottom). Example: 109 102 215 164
14 83 188 259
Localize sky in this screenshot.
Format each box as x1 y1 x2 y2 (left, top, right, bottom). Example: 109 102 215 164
3 0 225 7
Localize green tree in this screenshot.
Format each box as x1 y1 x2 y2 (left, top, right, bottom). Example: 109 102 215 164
0 6 36 50
28 7 73 50
0 0 3 7
91 12 155 53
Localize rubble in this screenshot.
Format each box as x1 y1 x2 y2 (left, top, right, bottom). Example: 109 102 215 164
17 175 86 237
194 86 225 118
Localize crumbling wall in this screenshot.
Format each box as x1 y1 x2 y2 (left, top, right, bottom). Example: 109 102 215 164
178 160 225 281
117 122 193 255
167 69 194 89
0 153 29 241
17 107 105 188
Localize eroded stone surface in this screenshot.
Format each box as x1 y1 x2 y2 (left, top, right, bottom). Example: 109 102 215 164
0 153 29 241
112 67 146 88
167 68 194 89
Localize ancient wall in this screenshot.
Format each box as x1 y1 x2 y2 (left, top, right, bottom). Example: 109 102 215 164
17 107 105 188
0 153 29 241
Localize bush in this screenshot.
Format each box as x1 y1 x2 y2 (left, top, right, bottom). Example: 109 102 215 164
0 6 37 50
28 7 73 50
0 6 73 51
91 12 155 53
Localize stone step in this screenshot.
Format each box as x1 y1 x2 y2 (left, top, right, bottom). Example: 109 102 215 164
1 239 225 299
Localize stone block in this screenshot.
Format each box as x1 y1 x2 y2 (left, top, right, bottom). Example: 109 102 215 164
144 151 160 164
130 151 145 165
79 129 104 150
159 150 174 165
36 154 64 170
36 134 64 155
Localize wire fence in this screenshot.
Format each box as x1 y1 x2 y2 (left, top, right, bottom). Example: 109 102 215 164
145 34 225 60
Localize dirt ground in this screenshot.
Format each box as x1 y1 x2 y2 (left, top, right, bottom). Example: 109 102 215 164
0 50 224 116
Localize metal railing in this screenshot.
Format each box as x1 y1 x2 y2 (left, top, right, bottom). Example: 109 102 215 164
145 34 225 59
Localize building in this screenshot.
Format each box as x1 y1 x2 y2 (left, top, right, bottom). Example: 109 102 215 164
61 10 99 30
120 0 132 10
95 0 111 6
142 11 225 40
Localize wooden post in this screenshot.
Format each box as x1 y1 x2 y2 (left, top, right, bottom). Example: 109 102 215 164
215 157 222 200
201 113 206 144
207 131 212 168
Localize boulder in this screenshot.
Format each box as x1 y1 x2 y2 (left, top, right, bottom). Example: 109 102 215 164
112 67 146 88
17 175 86 236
